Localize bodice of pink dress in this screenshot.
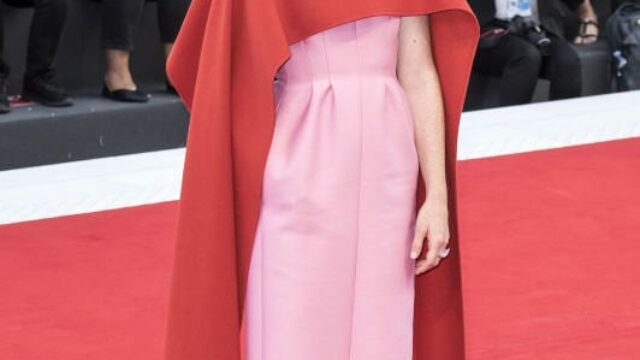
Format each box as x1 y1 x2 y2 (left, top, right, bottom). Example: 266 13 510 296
241 15 419 360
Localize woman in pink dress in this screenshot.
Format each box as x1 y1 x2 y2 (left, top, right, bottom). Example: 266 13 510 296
162 0 480 359
240 14 452 360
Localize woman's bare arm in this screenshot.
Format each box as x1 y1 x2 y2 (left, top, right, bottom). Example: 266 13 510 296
397 15 450 275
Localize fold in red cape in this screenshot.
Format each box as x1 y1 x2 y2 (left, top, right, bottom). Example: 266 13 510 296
164 0 479 359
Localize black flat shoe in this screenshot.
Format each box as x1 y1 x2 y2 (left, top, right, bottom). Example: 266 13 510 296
101 83 150 103
22 72 73 107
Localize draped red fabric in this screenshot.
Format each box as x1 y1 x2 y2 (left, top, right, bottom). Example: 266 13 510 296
163 1 479 359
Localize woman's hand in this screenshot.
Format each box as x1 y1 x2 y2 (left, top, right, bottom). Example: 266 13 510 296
410 193 450 275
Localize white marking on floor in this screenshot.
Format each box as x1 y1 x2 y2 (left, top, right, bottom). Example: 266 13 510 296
458 90 640 160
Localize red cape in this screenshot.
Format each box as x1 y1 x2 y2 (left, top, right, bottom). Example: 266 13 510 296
164 1 479 359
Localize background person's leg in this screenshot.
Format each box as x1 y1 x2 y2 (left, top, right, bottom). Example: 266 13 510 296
473 33 542 106
101 0 149 101
13 0 72 106
101 0 143 52
156 0 189 91
540 33 582 100
156 0 189 46
0 5 8 113
25 0 66 82
0 4 10 80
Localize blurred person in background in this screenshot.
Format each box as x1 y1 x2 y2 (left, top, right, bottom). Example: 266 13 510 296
98 0 190 103
469 0 599 106
540 0 599 44
0 0 72 114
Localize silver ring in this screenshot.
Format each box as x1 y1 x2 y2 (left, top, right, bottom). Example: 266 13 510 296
438 247 450 259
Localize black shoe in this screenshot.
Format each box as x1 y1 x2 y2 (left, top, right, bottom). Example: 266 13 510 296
22 72 73 107
101 83 150 103
0 76 9 114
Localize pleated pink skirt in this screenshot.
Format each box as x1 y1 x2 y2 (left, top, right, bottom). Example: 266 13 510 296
240 15 419 360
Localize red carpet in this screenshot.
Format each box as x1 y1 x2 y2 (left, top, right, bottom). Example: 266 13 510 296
0 203 178 360
0 137 638 359
459 137 640 359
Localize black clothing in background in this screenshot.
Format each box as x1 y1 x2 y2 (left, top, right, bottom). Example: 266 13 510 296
100 0 190 51
0 0 67 82
472 30 581 105
538 0 583 41
467 0 584 106
470 0 585 37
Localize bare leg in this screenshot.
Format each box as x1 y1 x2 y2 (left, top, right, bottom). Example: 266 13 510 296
101 0 144 92
164 43 173 59
104 49 137 91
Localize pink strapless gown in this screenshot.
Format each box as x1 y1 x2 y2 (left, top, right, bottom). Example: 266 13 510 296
240 15 419 360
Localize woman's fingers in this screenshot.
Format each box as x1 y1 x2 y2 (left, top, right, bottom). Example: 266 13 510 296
415 249 439 274
415 231 449 275
411 201 450 275
410 223 426 260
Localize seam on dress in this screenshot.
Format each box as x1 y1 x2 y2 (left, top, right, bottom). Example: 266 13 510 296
347 17 364 360
321 30 334 87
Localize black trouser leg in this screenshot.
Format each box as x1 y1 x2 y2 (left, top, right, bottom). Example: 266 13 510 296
0 7 9 79
101 0 144 51
540 33 582 100
156 0 190 43
473 32 542 106
24 0 68 82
